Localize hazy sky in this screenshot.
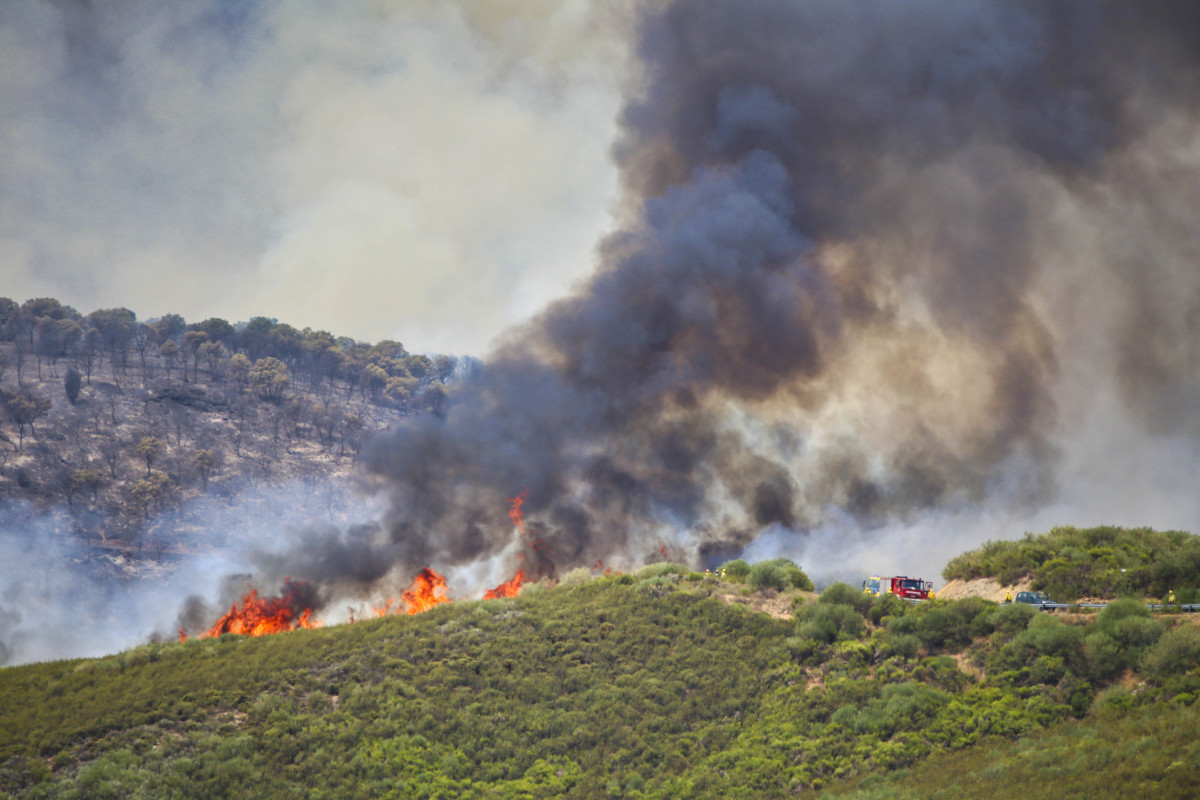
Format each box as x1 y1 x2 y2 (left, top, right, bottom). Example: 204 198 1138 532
0 0 628 355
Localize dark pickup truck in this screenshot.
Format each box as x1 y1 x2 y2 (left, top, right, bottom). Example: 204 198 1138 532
1015 591 1056 609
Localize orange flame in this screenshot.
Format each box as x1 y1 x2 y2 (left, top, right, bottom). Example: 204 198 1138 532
508 489 529 535
193 578 319 639
484 568 527 600
401 567 451 614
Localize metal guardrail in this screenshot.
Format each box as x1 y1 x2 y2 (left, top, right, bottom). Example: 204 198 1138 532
1028 602 1200 612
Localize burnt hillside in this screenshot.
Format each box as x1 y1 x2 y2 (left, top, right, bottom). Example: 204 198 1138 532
0 296 460 551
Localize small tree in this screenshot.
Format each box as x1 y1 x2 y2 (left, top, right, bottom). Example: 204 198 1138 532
135 435 166 475
1 387 52 451
70 468 106 503
160 339 180 378
131 471 171 516
198 340 226 381
193 448 220 491
228 353 252 394
250 356 290 402
64 368 82 405
183 330 208 382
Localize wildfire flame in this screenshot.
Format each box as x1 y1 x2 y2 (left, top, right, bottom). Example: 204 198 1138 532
400 566 452 614
483 568 527 600
508 489 528 535
191 578 319 639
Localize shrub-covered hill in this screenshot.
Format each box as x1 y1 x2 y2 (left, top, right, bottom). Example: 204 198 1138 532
2 565 1200 799
942 525 1200 602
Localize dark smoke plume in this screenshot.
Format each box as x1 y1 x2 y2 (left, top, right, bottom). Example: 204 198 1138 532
268 0 1200 595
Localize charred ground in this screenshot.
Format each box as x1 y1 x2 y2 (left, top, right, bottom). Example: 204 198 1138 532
0 297 458 553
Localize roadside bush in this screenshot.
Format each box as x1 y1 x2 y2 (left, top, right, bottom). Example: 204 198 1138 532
819 583 873 615
982 602 1036 635
912 598 993 653
869 593 909 625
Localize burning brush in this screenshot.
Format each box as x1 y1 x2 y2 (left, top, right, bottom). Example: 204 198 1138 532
181 577 320 640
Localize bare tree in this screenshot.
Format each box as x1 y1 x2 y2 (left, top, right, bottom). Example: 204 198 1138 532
132 323 154 384
98 439 124 479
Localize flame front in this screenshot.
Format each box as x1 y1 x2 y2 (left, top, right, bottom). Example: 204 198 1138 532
400 566 451 614
195 579 319 639
483 569 527 600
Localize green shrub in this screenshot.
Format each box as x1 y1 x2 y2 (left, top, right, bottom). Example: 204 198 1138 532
944 526 1200 600
819 583 874 614
722 559 751 582
748 562 789 592
869 592 909 625
756 558 815 591
559 567 593 587
797 602 865 643
1083 598 1163 678
635 562 690 580
983 602 1036 635
1085 631 1125 682
883 633 922 660
1140 625 1200 684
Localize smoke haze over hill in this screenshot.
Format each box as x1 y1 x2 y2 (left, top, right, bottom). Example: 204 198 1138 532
0 0 623 355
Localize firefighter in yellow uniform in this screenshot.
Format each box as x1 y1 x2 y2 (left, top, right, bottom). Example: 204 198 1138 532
1168 589 1176 605
1004 589 1013 604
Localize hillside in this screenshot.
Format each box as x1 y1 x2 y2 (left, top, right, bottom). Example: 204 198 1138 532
942 525 1200 603
3 563 1199 799
0 297 458 550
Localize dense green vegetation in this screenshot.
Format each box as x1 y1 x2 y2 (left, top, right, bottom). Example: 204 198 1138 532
2 564 1198 799
943 525 1200 601
824 699 1200 800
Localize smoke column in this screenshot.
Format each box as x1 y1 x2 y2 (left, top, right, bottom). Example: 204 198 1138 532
320 0 1200 589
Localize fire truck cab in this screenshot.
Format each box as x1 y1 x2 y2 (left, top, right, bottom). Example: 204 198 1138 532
862 575 933 601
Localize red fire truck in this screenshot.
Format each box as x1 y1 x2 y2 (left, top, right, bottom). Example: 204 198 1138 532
862 575 934 601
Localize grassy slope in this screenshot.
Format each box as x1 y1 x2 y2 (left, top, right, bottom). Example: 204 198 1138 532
2 568 1199 799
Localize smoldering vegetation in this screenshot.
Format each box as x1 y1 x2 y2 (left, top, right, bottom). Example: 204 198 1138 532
0 481 384 666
